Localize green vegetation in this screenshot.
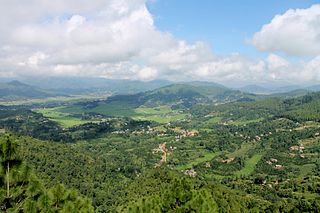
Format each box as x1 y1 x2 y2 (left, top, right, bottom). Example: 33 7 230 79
91 101 138 117
0 81 55 101
235 154 263 176
0 134 94 212
38 104 189 126
133 113 187 123
0 94 106 106
35 107 94 127
176 151 221 170
0 84 320 212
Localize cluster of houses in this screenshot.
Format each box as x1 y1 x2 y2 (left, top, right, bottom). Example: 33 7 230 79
130 126 199 140
175 129 199 141
266 158 283 170
289 144 305 158
234 131 273 142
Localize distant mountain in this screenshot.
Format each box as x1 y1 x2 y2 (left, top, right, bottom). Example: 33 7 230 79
238 85 272 94
23 77 171 95
183 81 227 88
0 81 56 100
238 84 306 95
106 83 256 108
270 89 310 98
306 84 320 92
273 85 302 93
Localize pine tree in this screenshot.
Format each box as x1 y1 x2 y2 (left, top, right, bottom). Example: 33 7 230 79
0 134 94 212
0 134 19 198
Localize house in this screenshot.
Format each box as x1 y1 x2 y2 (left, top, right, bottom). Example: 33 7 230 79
270 158 278 163
289 146 300 151
187 130 199 137
184 169 197 177
289 144 304 153
220 157 235 164
274 165 283 170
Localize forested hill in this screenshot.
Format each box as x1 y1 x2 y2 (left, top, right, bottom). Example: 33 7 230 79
281 92 320 121
0 81 57 100
106 82 257 108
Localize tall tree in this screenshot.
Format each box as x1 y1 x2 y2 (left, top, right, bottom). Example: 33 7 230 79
0 134 18 198
0 134 94 212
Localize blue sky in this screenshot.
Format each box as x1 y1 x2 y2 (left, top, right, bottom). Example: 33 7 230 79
148 0 319 57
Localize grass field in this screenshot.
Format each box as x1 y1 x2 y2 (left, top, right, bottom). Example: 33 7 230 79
90 104 188 123
36 107 98 128
227 142 257 158
0 95 107 106
206 116 222 124
230 118 264 126
235 153 263 177
133 113 187 123
93 102 138 117
134 106 172 115
57 101 138 117
36 103 189 126
176 151 221 170
133 106 188 123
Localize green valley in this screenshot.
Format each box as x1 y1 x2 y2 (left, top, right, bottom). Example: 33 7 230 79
0 82 320 212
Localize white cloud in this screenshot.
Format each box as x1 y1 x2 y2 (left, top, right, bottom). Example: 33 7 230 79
266 54 289 70
0 1 319 85
252 4 320 56
137 67 158 81
0 0 216 80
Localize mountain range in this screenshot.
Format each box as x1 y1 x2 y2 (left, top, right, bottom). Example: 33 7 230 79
1 78 320 102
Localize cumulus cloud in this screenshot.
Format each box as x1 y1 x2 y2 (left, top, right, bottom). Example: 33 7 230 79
0 1 319 84
0 0 221 81
252 4 320 56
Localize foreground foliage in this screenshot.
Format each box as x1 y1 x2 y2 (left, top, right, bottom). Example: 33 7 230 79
0 134 94 212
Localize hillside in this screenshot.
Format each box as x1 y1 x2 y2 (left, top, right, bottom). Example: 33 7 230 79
281 92 320 121
239 84 318 96
23 77 172 95
238 84 272 94
0 81 56 101
268 89 310 98
306 84 320 92
107 82 256 107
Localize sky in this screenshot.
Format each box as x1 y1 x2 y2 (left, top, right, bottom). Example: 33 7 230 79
148 0 319 57
0 0 320 86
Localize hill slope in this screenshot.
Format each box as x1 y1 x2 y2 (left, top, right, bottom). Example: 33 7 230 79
106 82 256 108
23 77 172 95
0 81 56 100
